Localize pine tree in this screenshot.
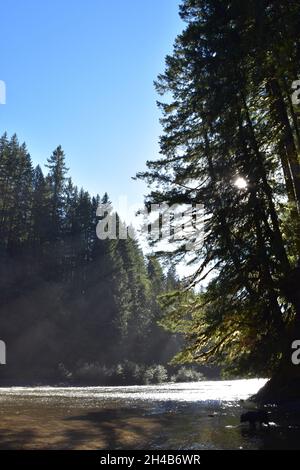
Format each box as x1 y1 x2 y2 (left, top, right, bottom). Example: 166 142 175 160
46 145 69 242
0 134 180 383
117 232 152 362
137 0 300 394
44 146 69 280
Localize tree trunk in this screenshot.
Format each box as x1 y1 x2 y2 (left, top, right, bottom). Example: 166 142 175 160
267 77 300 216
254 264 300 404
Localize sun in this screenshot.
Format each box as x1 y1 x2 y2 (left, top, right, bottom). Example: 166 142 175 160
234 177 248 190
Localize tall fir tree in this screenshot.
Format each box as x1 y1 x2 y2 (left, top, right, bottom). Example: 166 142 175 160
137 0 300 398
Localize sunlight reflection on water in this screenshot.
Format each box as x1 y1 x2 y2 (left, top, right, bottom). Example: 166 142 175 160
1 378 300 450
0 378 267 403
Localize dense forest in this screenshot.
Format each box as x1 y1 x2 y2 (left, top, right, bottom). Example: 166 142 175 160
138 0 300 402
2 1 300 401
0 133 207 385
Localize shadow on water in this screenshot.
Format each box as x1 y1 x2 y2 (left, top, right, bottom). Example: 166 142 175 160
63 408 168 449
0 428 37 449
61 404 300 450
240 424 300 450
0 381 300 449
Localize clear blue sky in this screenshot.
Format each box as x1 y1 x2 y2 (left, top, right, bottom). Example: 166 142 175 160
0 0 183 218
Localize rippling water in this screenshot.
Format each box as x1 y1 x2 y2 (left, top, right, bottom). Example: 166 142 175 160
0 379 299 449
0 378 267 403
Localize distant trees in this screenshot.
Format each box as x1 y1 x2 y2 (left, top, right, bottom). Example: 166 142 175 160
137 0 300 395
0 133 184 384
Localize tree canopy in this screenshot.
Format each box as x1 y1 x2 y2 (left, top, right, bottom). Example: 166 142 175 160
137 0 300 378
0 133 182 384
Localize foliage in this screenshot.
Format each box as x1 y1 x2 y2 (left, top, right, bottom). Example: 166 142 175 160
59 361 203 385
170 366 204 383
0 134 181 383
137 0 300 377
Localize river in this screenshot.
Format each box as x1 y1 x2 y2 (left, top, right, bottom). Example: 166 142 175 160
0 379 299 449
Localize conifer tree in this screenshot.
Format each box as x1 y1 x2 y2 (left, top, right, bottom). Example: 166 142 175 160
0 134 177 383
137 0 300 392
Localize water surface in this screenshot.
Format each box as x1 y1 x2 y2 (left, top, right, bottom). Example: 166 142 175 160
0 379 299 449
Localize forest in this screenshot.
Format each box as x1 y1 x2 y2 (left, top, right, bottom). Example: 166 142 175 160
0 133 207 385
1 1 300 404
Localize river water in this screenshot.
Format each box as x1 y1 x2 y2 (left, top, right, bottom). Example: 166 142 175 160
0 379 299 449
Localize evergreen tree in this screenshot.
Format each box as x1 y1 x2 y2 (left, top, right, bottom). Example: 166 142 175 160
46 145 69 241
137 0 300 395
0 134 179 384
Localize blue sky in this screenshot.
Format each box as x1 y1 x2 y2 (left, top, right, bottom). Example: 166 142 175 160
0 0 183 219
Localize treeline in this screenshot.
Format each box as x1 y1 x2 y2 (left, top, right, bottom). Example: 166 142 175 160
0 133 190 385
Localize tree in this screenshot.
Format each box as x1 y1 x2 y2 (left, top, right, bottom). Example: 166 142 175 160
0 134 181 384
137 0 300 399
45 145 69 241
